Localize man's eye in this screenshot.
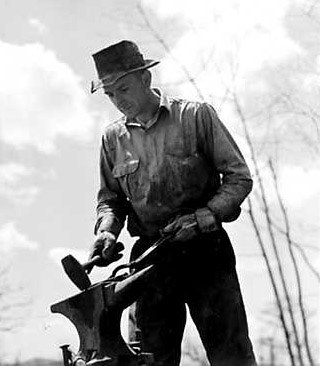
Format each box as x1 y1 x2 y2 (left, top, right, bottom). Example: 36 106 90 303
120 87 128 93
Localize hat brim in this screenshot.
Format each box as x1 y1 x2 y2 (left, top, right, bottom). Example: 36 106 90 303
91 59 160 93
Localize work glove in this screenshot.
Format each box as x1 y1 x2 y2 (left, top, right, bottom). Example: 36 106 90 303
162 213 199 242
162 208 221 242
88 231 124 270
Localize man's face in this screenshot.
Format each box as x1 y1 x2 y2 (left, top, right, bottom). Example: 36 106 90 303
103 73 149 119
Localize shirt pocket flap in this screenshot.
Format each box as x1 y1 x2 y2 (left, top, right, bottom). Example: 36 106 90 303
112 159 139 178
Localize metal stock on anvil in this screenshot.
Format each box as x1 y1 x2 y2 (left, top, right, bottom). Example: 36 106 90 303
51 224 196 365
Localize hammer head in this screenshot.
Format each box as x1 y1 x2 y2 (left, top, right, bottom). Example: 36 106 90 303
61 255 92 290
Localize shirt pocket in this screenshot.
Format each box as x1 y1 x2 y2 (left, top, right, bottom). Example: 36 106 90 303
112 159 140 199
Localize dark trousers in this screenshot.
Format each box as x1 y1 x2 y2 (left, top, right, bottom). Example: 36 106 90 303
129 230 257 366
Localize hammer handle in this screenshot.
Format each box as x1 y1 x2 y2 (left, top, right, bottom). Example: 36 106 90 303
131 222 197 268
111 222 198 277
82 255 101 273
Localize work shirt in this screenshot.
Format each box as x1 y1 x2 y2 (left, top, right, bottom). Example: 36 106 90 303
95 90 253 239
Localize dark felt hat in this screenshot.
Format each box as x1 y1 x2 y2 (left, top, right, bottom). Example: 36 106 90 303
91 40 159 93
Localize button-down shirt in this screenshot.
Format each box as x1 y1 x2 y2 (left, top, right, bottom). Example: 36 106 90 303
95 90 253 239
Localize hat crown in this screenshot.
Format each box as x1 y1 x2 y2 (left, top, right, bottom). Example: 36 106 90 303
91 40 159 93
92 40 145 79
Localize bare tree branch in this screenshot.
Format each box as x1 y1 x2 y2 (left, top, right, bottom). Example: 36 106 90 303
243 206 320 282
134 6 318 362
246 197 296 365
136 1 206 101
304 0 320 16
0 262 31 334
234 95 303 365
271 221 320 282
269 159 315 365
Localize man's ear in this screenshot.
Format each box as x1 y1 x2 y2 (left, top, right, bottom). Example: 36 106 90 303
141 70 152 88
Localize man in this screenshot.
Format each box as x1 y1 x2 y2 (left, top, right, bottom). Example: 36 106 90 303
89 40 257 366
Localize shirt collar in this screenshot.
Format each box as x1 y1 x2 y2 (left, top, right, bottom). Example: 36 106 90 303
125 88 171 129
155 88 171 112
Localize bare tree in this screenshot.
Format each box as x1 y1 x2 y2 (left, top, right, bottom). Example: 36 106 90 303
135 2 319 364
268 159 315 365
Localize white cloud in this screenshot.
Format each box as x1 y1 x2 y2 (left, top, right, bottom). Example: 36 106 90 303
49 247 88 266
28 18 47 34
0 162 33 183
0 40 94 153
0 162 38 205
278 165 320 208
0 222 39 252
143 0 302 99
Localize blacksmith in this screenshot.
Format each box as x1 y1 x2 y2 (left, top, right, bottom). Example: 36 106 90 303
89 40 257 366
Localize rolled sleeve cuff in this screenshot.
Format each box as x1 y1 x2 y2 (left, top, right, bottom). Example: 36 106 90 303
195 207 221 233
207 199 242 223
94 215 123 238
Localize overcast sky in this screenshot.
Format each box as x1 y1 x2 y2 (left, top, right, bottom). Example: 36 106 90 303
0 0 319 363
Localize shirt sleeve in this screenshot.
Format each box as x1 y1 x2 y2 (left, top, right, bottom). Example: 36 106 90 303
196 102 253 222
94 133 129 237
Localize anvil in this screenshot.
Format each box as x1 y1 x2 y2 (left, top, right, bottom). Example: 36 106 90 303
51 265 156 365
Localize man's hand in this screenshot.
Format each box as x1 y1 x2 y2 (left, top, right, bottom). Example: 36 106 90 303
162 213 199 242
88 231 124 270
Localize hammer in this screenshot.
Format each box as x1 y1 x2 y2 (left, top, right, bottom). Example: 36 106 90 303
62 240 125 290
61 255 101 290
61 235 169 291
61 232 175 291
62 223 196 291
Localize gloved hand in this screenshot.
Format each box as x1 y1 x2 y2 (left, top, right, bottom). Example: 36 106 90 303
88 231 124 272
161 213 199 242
